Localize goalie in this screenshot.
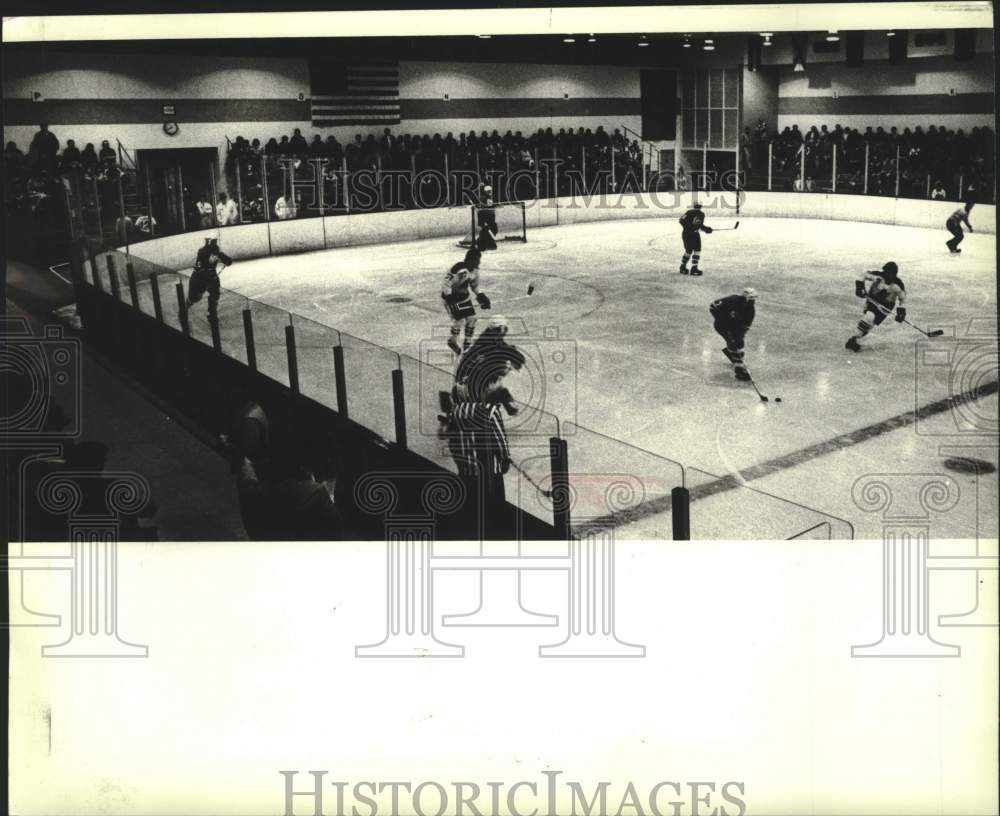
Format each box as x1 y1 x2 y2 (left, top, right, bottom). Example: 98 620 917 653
845 261 906 352
441 248 491 355
476 185 499 251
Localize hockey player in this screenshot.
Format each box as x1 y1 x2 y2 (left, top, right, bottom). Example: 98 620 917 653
455 315 525 413
186 237 233 326
678 201 713 276
945 201 974 254
710 287 756 381
441 248 491 355
476 185 499 251
845 261 906 352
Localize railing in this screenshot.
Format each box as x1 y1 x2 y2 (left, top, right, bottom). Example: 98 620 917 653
35 133 993 265
116 138 136 172
744 138 993 203
621 122 663 180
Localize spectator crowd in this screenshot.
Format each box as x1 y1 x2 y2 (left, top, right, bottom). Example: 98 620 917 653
741 120 994 202
5 124 127 260
223 125 649 221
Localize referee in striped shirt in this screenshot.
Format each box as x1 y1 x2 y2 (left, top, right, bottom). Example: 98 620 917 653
447 400 511 505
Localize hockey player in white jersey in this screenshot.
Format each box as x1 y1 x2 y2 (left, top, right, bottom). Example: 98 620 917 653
845 261 907 352
441 248 491 355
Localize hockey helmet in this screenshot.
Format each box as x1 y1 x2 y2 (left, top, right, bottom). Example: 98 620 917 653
742 287 758 300
487 315 509 335
881 261 898 278
692 201 703 209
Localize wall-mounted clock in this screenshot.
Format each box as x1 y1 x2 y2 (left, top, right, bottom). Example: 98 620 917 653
163 121 180 136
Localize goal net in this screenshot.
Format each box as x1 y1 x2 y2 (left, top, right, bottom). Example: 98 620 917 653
457 202 527 248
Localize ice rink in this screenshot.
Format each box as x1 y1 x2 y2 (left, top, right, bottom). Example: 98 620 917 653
152 212 997 540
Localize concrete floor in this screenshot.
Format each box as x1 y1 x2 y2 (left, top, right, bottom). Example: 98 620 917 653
106 214 998 540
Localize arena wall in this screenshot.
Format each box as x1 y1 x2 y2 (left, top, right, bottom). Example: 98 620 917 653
397 61 642 138
3 51 647 166
121 193 995 271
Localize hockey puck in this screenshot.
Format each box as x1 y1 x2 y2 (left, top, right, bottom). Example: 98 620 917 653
775 397 782 403
527 283 534 295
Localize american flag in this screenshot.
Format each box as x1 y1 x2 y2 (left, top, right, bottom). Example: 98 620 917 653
309 60 400 127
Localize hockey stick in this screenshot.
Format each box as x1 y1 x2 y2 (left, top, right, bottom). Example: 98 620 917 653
711 221 740 231
746 371 782 403
871 302 945 338
510 459 554 498
901 318 944 338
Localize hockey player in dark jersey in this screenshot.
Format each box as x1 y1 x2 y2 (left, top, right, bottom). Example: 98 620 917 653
438 315 525 430
945 202 974 253
710 288 756 381
678 201 713 275
186 237 233 325
845 261 906 351
441 248 491 355
454 315 525 414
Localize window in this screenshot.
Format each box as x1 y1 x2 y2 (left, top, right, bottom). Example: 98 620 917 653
680 67 739 149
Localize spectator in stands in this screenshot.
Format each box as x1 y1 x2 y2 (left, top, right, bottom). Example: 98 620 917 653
4 141 26 179
99 140 117 166
274 192 295 220
216 191 239 226
29 123 59 171
115 212 134 238
325 135 343 166
196 192 214 227
675 165 690 191
61 139 81 171
79 142 99 173
134 213 157 235
264 137 280 156
289 128 308 156
309 134 326 159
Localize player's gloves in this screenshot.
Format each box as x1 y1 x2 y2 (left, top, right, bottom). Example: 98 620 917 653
476 292 491 309
895 307 907 323
703 226 713 234
855 281 867 298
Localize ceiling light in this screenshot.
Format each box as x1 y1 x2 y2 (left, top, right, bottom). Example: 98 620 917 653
886 30 896 37
638 35 649 47
587 34 596 43
760 32 773 37
704 44 715 51
763 36 773 47
683 41 692 48
563 36 576 43
826 30 840 42
476 34 491 39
